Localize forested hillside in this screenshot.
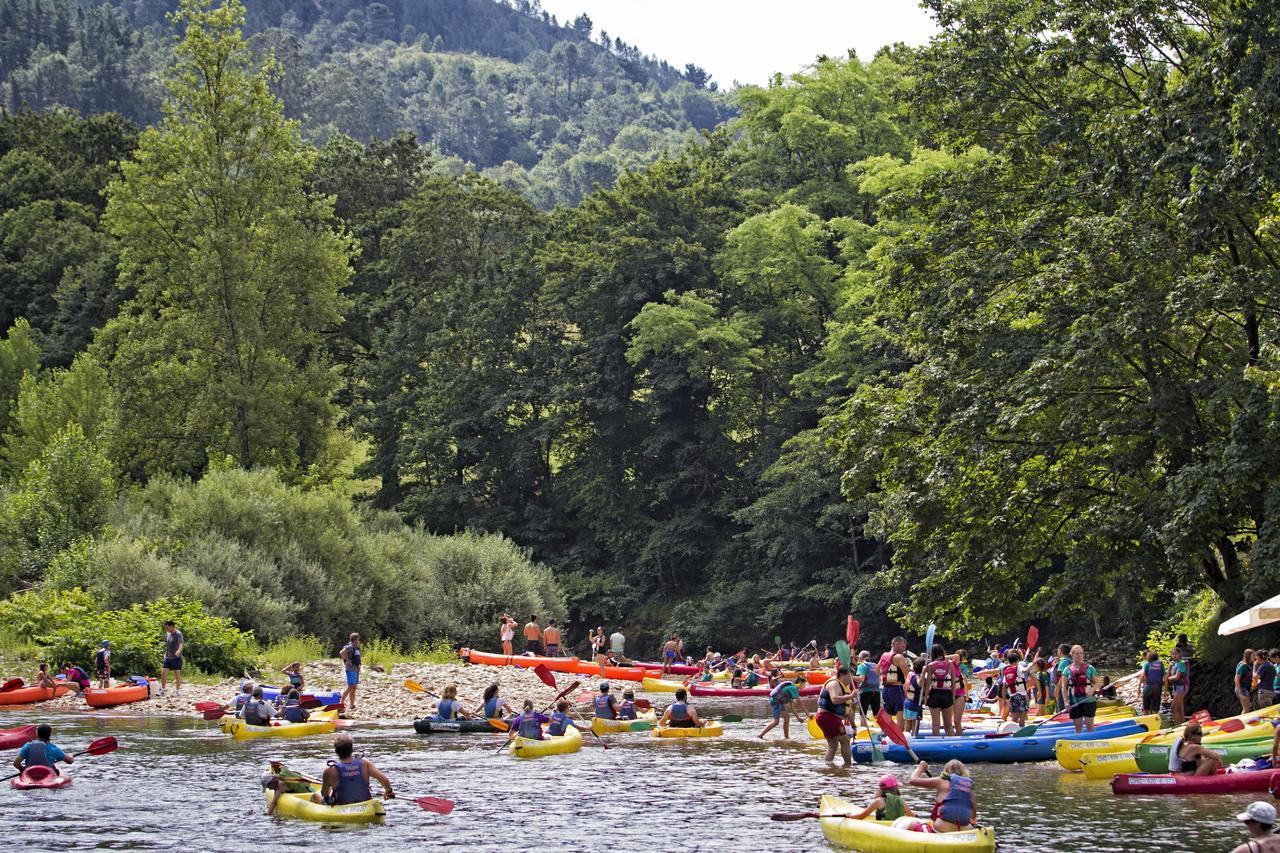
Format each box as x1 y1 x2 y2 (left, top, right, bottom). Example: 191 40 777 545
0 0 731 206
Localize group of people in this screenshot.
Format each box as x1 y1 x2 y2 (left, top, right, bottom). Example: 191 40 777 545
1233 647 1280 715
28 620 187 697
224 666 313 725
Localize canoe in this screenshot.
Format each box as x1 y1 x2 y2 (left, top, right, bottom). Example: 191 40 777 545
1113 769 1279 795
85 680 153 708
0 725 36 750
690 683 821 698
1080 750 1141 779
819 794 996 852
630 661 702 676
460 649 650 683
641 677 684 693
511 725 583 758
260 686 343 707
1059 707 1280 769
1134 736 1271 773
413 718 500 734
11 766 72 790
0 685 71 705
857 716 1160 764
591 709 657 735
654 722 724 738
267 781 385 823
220 710 339 740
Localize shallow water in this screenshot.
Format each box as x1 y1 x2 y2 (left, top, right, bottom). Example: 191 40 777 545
0 704 1254 851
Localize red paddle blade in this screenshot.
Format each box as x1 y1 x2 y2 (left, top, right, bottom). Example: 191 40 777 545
846 617 859 649
299 698 322 710
1026 626 1038 651
415 796 455 814
1218 718 1245 733
202 709 227 720
84 736 118 756
193 701 221 712
533 663 558 688
875 708 910 749
634 698 653 710
1191 710 1213 725
0 678 23 692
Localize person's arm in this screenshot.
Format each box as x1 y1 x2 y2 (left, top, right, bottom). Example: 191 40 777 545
320 766 339 802
848 797 883 820
660 707 672 725
689 706 702 726
174 635 183 657
58 747 72 766
11 750 22 771
908 761 940 790
339 646 350 666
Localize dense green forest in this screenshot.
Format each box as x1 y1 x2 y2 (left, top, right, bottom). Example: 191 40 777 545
1 0 1278 673
0 0 731 207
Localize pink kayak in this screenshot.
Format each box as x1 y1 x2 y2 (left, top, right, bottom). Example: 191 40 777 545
690 682 822 698
1113 769 1279 795
0 725 36 750
11 766 72 790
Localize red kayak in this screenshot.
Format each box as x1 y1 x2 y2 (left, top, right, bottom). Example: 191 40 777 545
690 682 822 698
0 685 71 706
1112 769 1279 795
0 725 37 750
85 680 153 708
461 649 648 682
11 765 72 789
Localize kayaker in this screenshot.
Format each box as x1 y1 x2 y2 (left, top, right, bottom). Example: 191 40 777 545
617 689 638 720
1257 651 1277 710
1098 675 1117 699
921 644 959 737
278 688 310 723
744 663 762 688
880 637 911 732
523 615 544 656
160 619 183 696
499 614 517 656
61 661 90 694
547 701 574 736
544 620 562 657
339 632 361 713
660 687 702 729
853 650 881 729
758 673 807 740
228 682 253 715
698 661 714 682
1140 650 1165 714
1064 644 1099 732
1236 649 1256 714
999 648 1034 728
816 666 856 766
433 684 471 720
243 687 278 726
95 641 111 688
512 699 550 740
1230 801 1280 853
263 758 319 815
482 683 513 720
663 635 679 674
846 774 915 822
280 661 305 693
12 725 72 772
593 681 619 720
1168 645 1190 725
34 663 56 691
908 759 976 832
1169 723 1223 776
905 658 925 735
314 735 393 806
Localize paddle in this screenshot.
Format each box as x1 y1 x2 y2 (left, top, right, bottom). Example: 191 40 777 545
402 679 508 731
924 623 936 657
383 794 456 814
771 811 871 821
876 707 925 770
834 640 881 763
722 714 744 723
532 663 557 688
634 698 653 711
0 678 24 692
496 680 580 754
548 668 609 750
1026 625 1039 652
194 701 221 713
0 736 118 783
847 617 860 651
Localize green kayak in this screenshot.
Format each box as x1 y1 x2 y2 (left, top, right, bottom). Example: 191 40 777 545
1134 736 1272 773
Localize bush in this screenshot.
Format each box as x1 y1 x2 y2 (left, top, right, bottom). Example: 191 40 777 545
0 586 96 643
43 596 255 677
259 635 326 670
1141 586 1221 663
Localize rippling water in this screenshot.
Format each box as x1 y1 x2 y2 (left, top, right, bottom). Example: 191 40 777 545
0 704 1255 851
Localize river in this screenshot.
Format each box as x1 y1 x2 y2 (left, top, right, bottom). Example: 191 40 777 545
0 705 1254 851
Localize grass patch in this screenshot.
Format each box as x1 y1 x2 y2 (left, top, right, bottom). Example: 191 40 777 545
416 638 457 664
0 627 44 662
259 636 327 671
361 637 413 670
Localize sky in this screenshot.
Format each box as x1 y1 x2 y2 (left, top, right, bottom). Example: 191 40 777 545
535 0 939 88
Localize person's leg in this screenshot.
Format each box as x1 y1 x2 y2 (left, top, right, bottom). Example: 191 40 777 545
781 714 791 739
838 734 851 767
824 736 836 762
929 706 941 737
175 662 182 694
757 718 778 738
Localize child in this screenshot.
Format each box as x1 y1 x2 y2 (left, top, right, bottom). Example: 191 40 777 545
909 759 977 832
547 700 574 736
1001 649 1033 727
847 775 915 822
34 663 56 690
434 684 470 720
1034 658 1050 714
745 663 761 688
1099 675 1118 700
513 699 549 740
698 662 714 682
95 641 111 689
905 658 925 735
618 689 638 719
280 661 304 693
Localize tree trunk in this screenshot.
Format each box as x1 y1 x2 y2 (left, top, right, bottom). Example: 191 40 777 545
236 403 251 468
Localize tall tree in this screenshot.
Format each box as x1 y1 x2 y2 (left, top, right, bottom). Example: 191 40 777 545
98 0 352 478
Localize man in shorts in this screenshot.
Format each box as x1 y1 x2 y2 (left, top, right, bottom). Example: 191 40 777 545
161 620 183 695
340 632 362 712
880 637 910 731
523 616 544 655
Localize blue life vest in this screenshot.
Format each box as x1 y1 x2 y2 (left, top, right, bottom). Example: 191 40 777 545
547 711 571 736
94 650 109 671
343 644 362 670
287 672 303 688
23 741 53 769
594 694 616 720
234 694 250 711
617 701 636 720
330 757 370 805
669 701 689 722
516 711 544 739
818 683 847 716
483 697 502 719
860 663 881 692
282 701 306 723
436 698 458 720
1144 661 1165 690
938 774 974 824
243 699 271 726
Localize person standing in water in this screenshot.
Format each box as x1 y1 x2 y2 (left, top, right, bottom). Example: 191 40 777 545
815 666 856 766
1168 645 1190 725
1064 644 1099 732
880 637 910 733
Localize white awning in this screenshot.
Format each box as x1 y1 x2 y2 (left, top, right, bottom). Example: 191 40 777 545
1219 592 1280 636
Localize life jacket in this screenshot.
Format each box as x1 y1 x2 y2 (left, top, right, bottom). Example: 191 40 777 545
880 653 905 686
818 682 848 716
94 650 109 671
669 701 690 722
287 672 303 688
745 671 761 687
23 741 54 769
929 660 954 691
1169 661 1189 689
937 774 974 824
1002 664 1026 693
1144 661 1164 688
282 701 307 723
769 682 792 706
65 666 90 688
860 663 881 692
547 711 571 736
1168 737 1187 772
1068 663 1092 698
907 672 922 705
617 701 637 720
234 693 251 712
243 699 271 726
342 644 362 669
483 697 501 719
516 711 543 739
436 698 458 720
594 694 616 720
329 757 370 805
877 792 906 821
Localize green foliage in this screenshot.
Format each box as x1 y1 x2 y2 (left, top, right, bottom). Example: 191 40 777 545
258 635 326 670
0 586 95 644
0 319 39 436
1142 588 1221 663
43 596 256 677
3 353 114 476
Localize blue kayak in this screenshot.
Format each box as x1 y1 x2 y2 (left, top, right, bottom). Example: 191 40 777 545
855 716 1158 764
259 685 342 706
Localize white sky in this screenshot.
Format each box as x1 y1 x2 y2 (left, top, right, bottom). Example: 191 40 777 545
536 0 939 88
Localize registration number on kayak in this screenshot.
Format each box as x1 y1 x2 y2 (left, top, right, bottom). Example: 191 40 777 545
1126 777 1177 785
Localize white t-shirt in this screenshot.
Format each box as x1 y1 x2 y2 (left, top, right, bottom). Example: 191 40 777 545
500 623 514 642
610 632 625 654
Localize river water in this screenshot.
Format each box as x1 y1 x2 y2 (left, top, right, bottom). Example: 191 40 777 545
0 704 1255 851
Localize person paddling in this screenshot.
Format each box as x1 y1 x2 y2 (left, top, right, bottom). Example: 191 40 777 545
433 684 472 720
512 699 549 740
846 774 916 822
313 735 393 806
816 666 855 766
13 724 72 773
263 758 318 815
908 759 977 833
661 687 702 729
547 700 574 736
1231 801 1280 853
593 681 619 720
1170 723 1223 777
482 683 513 720
617 689 638 720
243 686 277 726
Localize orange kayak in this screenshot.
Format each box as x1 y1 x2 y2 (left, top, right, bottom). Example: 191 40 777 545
0 684 71 705
85 680 153 708
460 649 648 682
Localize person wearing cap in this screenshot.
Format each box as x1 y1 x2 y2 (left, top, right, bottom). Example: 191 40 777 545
262 758 318 815
593 681 618 720
227 681 254 715
846 774 916 822
1231 801 1280 852
617 689 638 720
94 641 111 688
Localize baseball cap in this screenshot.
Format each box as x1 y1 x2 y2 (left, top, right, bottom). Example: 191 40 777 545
879 774 899 789
1238 801 1277 825
101 640 110 648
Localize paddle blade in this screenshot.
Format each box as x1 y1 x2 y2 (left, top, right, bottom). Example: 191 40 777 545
202 709 227 720
846 617 859 650
924 623 936 655
835 641 851 670
83 736 118 756
634 698 653 711
193 701 221 712
1218 718 1245 734
1191 710 1213 725
403 679 426 694
533 663 557 688
875 708 910 750
722 714 744 723
0 678 23 692
774 635 782 648
770 812 821 821
1026 625 1039 651
487 718 510 732
415 796 455 815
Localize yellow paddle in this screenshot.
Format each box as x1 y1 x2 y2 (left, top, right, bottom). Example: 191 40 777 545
403 679 509 732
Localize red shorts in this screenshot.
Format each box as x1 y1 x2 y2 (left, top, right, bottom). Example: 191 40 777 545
815 710 847 738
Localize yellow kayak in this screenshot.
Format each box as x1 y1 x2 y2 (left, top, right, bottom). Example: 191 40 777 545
591 709 657 735
1079 750 1140 779
221 710 338 740
641 676 684 693
512 725 583 758
1057 704 1280 769
266 782 385 824
654 721 724 738
819 795 996 852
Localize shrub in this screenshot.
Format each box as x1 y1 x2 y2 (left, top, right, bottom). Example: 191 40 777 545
0 587 96 642
259 635 326 670
1141 586 1221 663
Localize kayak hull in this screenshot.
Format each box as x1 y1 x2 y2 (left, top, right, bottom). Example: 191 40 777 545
1079 750 1141 779
0 725 37 750
0 685 71 705
511 725 583 758
260 686 342 707
11 766 72 790
461 649 647 683
857 716 1160 764
221 711 338 740
84 681 152 708
690 683 821 698
1134 736 1271 773
1113 769 1279 795
413 718 500 734
641 676 684 693
819 795 996 852
267 783 385 823
591 710 657 735
654 722 724 738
